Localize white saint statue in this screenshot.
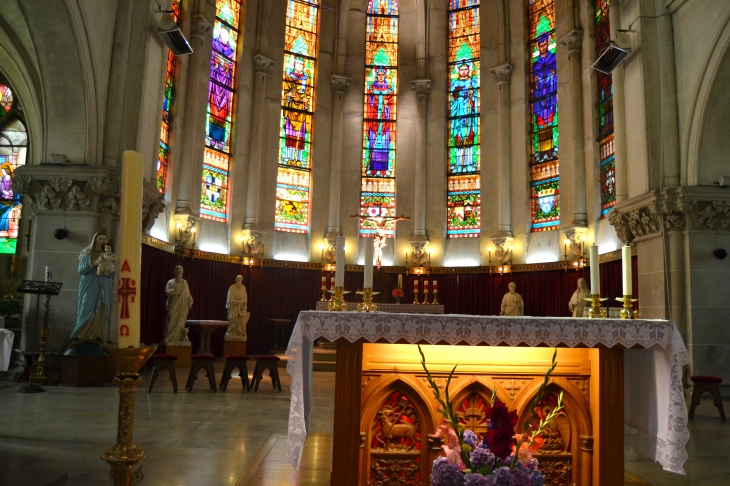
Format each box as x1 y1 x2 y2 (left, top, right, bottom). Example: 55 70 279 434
500 282 524 316
164 265 193 344
569 278 592 317
225 275 250 340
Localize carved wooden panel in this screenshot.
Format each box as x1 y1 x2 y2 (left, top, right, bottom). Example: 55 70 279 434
535 456 572 486
494 376 532 400
363 373 381 388
370 456 420 486
456 392 491 437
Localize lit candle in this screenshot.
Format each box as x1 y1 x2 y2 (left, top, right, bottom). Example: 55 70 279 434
423 280 429 293
398 274 402 289
363 239 374 288
117 151 143 348
262 244 265 259
405 251 408 266
413 279 418 293
191 227 196 245
335 236 346 287
622 245 632 295
589 244 600 295
321 276 326 289
330 276 335 290
433 280 437 292
321 248 324 263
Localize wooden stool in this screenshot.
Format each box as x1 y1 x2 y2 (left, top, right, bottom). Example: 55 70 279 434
220 355 251 392
148 354 178 393
251 355 281 392
185 354 217 392
689 375 726 422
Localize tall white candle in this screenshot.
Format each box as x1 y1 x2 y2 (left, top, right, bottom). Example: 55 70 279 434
117 151 143 348
335 236 346 287
589 244 600 295
622 245 632 295
363 239 374 288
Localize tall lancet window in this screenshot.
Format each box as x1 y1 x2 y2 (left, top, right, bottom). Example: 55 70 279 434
200 0 243 222
157 0 182 194
595 0 615 217
446 0 480 238
275 0 320 233
528 0 559 232
0 81 27 253
359 0 398 237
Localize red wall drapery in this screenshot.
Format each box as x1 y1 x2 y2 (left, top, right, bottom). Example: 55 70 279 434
141 244 638 355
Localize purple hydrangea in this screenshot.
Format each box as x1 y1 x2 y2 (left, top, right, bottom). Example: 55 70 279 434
469 447 496 471
513 460 544 486
463 430 478 448
432 457 466 486
464 473 490 486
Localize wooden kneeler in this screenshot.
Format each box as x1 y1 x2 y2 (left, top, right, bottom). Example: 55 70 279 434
147 354 178 393
186 354 217 392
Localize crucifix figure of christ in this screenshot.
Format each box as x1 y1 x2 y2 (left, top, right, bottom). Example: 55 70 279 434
350 210 410 268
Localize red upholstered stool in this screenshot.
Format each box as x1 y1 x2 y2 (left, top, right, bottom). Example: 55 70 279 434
186 354 217 392
220 355 251 392
689 375 726 422
251 355 281 392
148 354 178 393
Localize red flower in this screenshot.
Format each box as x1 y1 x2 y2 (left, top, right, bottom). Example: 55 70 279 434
392 288 404 298
484 400 518 461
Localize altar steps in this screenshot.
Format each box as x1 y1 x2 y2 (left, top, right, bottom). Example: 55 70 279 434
276 347 337 372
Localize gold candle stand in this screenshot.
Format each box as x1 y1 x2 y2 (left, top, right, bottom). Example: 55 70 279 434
327 287 350 311
101 345 157 486
421 290 429 305
319 287 327 302
357 288 379 312
431 289 439 305
583 294 608 318
32 294 52 383
413 289 420 305
616 295 639 319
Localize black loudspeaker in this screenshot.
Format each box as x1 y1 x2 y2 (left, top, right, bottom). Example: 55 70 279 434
158 14 193 56
54 228 68 240
591 41 631 74
714 248 727 260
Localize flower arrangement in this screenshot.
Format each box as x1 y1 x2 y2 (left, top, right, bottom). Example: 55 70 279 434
418 345 564 486
392 288 404 298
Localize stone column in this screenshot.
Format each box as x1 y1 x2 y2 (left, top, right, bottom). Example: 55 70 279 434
490 63 513 237
410 79 431 245
326 75 351 239
608 0 628 204
243 54 275 230
175 14 212 216
560 29 587 228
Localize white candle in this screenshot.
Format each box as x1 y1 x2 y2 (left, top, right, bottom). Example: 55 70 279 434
589 244 600 295
330 276 335 290
423 280 429 293
622 245 632 295
117 150 143 348
433 280 437 292
398 274 402 289
321 276 326 289
335 236 346 287
363 239 374 288
413 279 418 293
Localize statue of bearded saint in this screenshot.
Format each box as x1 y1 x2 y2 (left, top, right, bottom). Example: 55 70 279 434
569 278 592 318
500 282 524 316
225 275 250 340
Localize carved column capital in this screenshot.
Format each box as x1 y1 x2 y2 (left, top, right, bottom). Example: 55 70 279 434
252 54 275 74
324 237 337 264
330 75 352 94
190 15 212 45
174 215 199 246
560 29 583 54
489 236 513 264
411 79 432 98
142 183 166 233
490 63 514 85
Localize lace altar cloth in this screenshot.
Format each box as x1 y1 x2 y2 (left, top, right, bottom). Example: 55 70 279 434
285 311 689 474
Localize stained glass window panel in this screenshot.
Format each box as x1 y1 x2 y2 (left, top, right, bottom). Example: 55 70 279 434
157 0 182 194
0 85 27 254
275 0 320 234
596 0 615 216
529 0 559 231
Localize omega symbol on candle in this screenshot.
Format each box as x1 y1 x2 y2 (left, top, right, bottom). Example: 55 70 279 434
119 325 130 337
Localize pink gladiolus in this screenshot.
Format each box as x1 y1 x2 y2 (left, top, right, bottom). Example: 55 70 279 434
518 447 533 467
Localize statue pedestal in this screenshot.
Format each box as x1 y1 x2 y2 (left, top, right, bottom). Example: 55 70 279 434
165 342 191 367
223 339 247 356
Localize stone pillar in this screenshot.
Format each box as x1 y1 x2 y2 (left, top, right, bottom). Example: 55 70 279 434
175 14 212 216
326 75 351 239
560 29 587 228
490 63 513 237
656 5 680 188
244 54 275 230
411 79 431 245
608 0 628 204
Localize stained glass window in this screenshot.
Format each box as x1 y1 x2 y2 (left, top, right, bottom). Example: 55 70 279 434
157 0 182 194
447 0 480 238
359 0 399 237
0 82 27 254
529 0 559 232
275 0 320 233
596 0 615 216
200 0 242 222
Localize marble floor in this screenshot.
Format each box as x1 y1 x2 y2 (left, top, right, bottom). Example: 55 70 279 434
0 363 725 485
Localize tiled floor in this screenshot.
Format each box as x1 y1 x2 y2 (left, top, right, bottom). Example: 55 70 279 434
0 363 726 485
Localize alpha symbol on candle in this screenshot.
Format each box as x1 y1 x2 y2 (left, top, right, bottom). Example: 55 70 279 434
119 325 130 336
118 277 137 319
121 259 131 272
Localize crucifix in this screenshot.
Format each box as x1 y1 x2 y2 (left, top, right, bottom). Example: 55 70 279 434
351 206 410 268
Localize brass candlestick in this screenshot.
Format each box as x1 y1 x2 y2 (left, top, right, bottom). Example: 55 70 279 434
101 344 157 486
327 287 349 311
319 287 327 302
422 290 429 305
431 289 439 305
357 288 379 312
583 294 608 318
31 294 52 383
413 289 420 305
616 294 639 319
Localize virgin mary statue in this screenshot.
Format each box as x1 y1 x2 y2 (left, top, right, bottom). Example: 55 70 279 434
69 233 114 340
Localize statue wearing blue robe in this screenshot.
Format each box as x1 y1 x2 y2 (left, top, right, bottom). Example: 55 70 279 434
70 233 114 340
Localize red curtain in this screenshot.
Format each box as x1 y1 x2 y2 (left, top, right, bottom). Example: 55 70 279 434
141 244 638 355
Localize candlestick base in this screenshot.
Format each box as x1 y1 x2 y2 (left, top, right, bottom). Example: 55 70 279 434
421 292 429 305
327 287 350 311
319 288 327 302
583 294 608 318
356 288 379 312
413 291 420 305
616 294 639 319
431 290 439 305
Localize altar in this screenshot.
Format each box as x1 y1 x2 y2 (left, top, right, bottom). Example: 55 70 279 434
285 311 689 486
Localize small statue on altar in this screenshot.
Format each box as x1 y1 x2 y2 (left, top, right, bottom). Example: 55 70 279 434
568 278 591 317
225 275 250 340
94 242 118 276
164 265 193 343
500 282 524 316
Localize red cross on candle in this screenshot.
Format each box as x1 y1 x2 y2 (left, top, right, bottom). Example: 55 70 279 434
118 277 137 319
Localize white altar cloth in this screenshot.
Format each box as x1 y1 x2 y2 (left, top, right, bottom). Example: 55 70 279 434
285 311 689 474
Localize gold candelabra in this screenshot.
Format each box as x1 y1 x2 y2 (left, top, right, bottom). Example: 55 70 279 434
616 295 639 319
327 286 349 311
422 289 429 305
583 294 608 318
31 294 52 383
357 288 378 312
101 344 157 486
